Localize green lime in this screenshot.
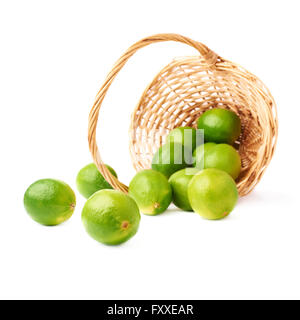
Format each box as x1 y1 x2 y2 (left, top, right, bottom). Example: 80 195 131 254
197 108 241 144
188 168 238 220
193 142 216 168
129 169 172 215
169 168 200 211
152 142 193 178
76 163 117 199
82 189 140 245
24 179 76 226
166 126 200 152
203 144 241 180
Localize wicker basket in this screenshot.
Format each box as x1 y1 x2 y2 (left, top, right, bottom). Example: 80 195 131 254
88 33 278 196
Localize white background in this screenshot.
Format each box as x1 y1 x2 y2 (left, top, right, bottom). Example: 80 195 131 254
0 0 299 300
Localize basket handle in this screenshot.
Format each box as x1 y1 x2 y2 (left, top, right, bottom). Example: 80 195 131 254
88 33 218 193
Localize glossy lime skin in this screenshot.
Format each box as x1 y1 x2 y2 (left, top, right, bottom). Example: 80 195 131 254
24 179 76 226
204 144 241 180
82 190 140 245
169 168 200 211
193 142 216 168
188 168 238 220
152 142 193 178
197 109 241 144
76 163 117 199
129 169 172 215
166 127 200 152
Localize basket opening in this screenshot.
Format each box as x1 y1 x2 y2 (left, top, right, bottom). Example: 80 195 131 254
129 56 276 196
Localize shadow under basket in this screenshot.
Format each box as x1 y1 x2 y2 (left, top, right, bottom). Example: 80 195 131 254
88 33 278 196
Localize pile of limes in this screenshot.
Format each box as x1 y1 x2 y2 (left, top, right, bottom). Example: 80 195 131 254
24 108 242 246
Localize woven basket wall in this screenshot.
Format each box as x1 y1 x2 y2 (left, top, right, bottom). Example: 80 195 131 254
88 34 278 196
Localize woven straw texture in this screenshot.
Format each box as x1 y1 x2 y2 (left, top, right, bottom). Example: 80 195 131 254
89 33 278 196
